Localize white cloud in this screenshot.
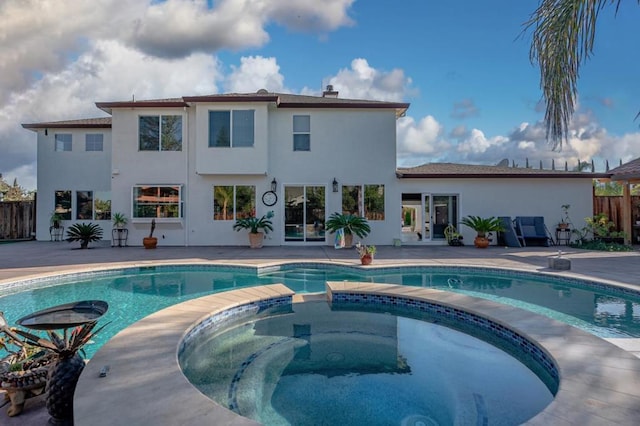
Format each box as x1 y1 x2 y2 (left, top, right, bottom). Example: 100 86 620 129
321 58 415 101
224 56 286 93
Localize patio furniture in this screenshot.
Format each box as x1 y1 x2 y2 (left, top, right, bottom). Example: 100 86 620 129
497 217 524 247
515 216 552 247
444 224 463 246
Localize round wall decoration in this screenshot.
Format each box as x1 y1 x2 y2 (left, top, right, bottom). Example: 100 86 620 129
262 191 277 206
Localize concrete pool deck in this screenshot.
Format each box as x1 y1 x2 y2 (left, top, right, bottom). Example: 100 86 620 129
1 240 639 424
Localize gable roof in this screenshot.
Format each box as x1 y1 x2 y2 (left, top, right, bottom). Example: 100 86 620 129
396 162 610 179
22 117 112 131
608 157 640 181
96 91 409 117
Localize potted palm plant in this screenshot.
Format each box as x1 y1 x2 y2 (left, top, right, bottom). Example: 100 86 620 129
325 213 371 248
233 211 274 248
460 216 503 248
143 219 157 249
65 223 103 249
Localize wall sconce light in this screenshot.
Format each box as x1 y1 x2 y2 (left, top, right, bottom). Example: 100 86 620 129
45 128 48 136
271 178 277 192
332 178 339 193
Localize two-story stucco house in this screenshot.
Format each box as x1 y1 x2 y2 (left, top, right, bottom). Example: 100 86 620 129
23 87 602 247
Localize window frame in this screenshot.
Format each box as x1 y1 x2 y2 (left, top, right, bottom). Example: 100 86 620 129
213 185 256 220
293 115 310 151
85 133 104 151
208 110 255 148
138 115 183 152
54 134 72 152
132 185 184 220
341 184 385 220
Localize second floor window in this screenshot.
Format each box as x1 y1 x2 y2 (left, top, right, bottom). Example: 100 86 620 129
85 134 104 151
208 110 254 147
55 134 72 152
139 115 182 151
293 115 310 151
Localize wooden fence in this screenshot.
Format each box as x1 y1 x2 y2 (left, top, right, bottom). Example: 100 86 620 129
0 201 36 240
593 195 640 231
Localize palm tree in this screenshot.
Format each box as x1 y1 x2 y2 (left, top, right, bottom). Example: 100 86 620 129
524 0 637 150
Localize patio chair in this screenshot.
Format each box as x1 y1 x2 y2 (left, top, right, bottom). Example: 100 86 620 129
515 216 551 247
497 217 523 247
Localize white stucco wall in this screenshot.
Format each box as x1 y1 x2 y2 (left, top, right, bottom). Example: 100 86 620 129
398 177 594 245
35 128 112 241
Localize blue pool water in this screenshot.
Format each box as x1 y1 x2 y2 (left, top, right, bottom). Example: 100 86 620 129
179 301 554 425
1 264 639 359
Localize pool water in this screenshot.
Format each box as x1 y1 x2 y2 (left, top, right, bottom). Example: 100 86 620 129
179 301 554 425
1 265 639 359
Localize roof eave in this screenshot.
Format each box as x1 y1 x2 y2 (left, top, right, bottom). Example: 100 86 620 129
396 172 611 179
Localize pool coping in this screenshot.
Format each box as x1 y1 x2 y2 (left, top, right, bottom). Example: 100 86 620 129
74 282 640 426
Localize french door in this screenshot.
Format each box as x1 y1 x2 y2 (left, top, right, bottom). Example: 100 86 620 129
284 185 326 243
401 193 458 242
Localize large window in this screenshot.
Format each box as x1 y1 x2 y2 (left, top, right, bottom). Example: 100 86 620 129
76 191 94 220
208 110 255 147
213 185 255 220
55 134 72 152
85 134 104 151
54 190 72 219
293 115 310 151
133 186 182 218
342 184 385 220
139 115 182 151
54 190 111 221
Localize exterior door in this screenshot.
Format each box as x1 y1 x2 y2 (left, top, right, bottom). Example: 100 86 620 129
401 193 458 242
284 185 326 243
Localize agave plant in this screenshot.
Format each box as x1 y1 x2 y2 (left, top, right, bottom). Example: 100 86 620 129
13 315 110 423
66 222 103 249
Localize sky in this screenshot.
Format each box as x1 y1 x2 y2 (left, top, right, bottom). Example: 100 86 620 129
1 0 640 191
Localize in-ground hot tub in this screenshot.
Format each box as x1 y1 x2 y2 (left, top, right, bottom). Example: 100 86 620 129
179 288 557 425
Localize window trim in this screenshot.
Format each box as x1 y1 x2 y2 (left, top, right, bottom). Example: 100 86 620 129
293 115 310 151
54 134 72 152
131 185 184 221
341 184 385 221
138 115 183 152
85 133 104 152
208 109 255 148
213 185 256 221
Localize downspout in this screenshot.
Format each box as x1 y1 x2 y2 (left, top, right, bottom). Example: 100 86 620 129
184 106 190 246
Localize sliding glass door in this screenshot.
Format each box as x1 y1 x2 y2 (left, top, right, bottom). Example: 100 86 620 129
401 193 458 242
284 185 326 243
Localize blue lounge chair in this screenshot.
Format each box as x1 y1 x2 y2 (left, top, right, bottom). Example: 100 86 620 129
515 216 551 247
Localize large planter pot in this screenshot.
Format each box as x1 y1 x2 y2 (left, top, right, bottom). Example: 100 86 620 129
344 233 353 248
473 236 490 248
360 254 373 265
249 232 264 248
143 237 158 249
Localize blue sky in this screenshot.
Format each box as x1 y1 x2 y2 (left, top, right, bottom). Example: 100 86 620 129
1 0 639 190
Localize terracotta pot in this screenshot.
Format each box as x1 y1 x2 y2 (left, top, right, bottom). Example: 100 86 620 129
344 233 353 248
360 254 373 265
143 237 157 249
474 236 490 248
248 232 264 249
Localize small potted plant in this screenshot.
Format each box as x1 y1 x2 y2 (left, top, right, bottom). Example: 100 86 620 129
233 211 274 248
50 212 64 229
112 212 127 229
558 204 571 229
325 213 371 248
143 219 157 249
355 242 376 265
460 215 503 248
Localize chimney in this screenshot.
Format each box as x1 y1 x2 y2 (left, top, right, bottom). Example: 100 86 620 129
322 84 338 98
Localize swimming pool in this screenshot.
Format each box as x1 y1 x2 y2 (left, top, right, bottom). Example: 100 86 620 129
1 263 639 359
179 300 554 425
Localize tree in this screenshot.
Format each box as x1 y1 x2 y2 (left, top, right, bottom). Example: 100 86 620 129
524 0 638 150
0 174 33 201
